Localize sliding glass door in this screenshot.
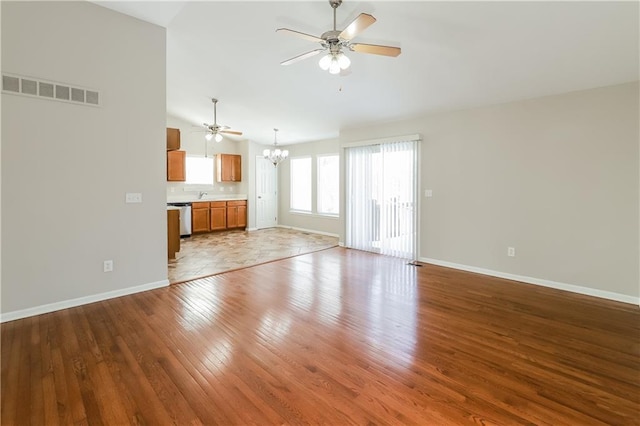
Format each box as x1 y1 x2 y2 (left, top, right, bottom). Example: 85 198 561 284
345 139 418 259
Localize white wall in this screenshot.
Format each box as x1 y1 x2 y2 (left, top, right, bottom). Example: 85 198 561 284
340 82 639 300
1 2 167 318
277 138 341 237
166 114 247 199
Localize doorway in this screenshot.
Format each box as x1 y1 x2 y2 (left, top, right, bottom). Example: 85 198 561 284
345 139 418 260
255 156 278 229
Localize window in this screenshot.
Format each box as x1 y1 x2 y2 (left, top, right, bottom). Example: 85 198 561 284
185 156 214 185
317 154 339 216
290 157 312 212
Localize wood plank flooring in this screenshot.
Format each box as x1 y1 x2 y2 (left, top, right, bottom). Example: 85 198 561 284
2 247 639 425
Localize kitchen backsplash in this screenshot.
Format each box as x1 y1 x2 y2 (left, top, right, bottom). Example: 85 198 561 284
167 181 243 199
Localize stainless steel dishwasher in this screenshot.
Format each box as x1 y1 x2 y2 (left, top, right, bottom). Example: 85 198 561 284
167 203 192 237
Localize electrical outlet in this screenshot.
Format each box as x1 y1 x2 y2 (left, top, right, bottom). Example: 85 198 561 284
103 260 113 272
507 247 515 257
425 189 433 197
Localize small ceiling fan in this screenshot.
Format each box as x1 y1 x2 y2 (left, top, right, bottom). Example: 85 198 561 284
277 0 401 74
203 98 242 142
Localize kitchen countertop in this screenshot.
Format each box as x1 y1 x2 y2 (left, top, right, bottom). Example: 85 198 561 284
167 194 248 204
167 206 181 211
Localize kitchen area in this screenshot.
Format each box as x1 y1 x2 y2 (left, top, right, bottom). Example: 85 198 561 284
164 116 339 283
165 119 249 269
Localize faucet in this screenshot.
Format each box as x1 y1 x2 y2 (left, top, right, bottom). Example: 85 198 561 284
199 191 208 199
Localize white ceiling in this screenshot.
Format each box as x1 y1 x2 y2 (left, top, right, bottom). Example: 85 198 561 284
94 1 638 145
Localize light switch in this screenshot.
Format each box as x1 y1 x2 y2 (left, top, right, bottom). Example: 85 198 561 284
125 192 142 203
425 189 433 198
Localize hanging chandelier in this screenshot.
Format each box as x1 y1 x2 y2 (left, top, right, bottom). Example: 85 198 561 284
263 128 289 166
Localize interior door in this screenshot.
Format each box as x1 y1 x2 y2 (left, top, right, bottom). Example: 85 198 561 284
256 156 277 229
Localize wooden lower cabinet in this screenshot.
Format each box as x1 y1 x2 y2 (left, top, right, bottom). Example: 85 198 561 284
227 200 247 229
237 204 247 228
167 209 180 259
210 202 227 230
191 202 210 233
191 200 247 233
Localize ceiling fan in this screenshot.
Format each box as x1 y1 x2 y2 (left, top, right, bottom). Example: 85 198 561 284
203 98 242 142
277 0 401 74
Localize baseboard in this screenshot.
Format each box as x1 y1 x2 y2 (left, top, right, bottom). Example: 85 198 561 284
246 227 258 232
276 225 340 238
420 257 639 305
0 279 170 323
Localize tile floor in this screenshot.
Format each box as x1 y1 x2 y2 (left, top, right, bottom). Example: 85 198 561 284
168 227 339 283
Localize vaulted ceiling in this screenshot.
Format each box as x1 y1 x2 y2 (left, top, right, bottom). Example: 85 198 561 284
94 1 638 145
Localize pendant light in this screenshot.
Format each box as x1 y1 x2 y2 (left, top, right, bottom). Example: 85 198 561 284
263 128 289 166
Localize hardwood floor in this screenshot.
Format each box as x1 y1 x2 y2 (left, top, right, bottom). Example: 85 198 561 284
2 247 638 425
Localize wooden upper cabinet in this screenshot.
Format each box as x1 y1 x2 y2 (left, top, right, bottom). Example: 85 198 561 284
167 128 180 151
167 150 186 181
216 154 241 182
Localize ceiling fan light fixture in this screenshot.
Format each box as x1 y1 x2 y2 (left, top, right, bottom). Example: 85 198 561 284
337 52 351 69
205 132 213 141
278 1 401 74
319 53 332 70
329 57 341 74
214 133 223 142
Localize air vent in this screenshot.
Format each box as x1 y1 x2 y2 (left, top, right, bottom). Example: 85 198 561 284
3 75 19 92
2 72 100 107
21 79 37 95
55 85 70 100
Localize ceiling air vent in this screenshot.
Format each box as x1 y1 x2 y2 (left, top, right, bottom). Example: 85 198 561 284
2 72 100 107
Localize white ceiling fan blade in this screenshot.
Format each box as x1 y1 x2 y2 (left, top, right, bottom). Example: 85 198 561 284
220 130 243 136
281 49 325 66
351 43 401 57
339 13 376 41
276 28 323 43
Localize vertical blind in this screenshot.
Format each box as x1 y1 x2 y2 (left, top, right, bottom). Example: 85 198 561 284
345 139 418 259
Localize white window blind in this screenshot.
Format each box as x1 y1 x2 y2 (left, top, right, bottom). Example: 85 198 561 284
345 139 418 259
